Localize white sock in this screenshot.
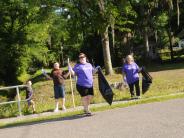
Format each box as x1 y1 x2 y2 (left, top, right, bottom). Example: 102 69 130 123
55 103 59 110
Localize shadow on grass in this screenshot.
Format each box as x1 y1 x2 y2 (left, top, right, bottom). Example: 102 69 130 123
113 97 140 102
114 62 184 74
146 62 184 72
36 109 54 114
30 74 47 84
0 113 90 129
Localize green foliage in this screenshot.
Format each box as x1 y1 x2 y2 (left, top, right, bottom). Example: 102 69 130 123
0 0 184 83
26 23 50 44
0 0 57 85
0 1 40 84
1 63 184 118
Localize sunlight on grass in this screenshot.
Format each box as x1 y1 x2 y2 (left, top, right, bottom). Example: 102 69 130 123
1 63 184 118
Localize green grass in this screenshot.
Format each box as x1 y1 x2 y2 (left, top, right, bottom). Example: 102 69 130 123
158 48 184 61
1 63 184 118
0 110 84 128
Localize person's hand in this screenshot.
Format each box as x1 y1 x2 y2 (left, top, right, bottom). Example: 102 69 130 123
92 66 100 74
123 77 128 88
139 66 144 73
41 68 47 75
139 67 142 72
95 66 101 70
68 65 72 71
123 77 126 82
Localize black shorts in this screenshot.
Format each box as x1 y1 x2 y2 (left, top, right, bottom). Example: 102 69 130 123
76 84 94 97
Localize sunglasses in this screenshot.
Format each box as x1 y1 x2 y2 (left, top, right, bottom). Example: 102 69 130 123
79 56 85 59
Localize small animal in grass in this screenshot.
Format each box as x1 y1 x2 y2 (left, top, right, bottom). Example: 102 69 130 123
110 82 128 90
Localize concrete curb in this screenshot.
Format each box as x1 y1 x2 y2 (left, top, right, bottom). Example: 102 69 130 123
1 92 184 124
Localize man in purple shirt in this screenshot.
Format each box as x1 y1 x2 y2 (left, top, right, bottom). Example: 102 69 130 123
122 55 141 99
69 53 96 116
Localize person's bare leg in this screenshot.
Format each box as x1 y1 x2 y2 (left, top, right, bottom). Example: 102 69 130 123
82 96 88 112
31 100 36 112
86 95 93 113
54 99 59 112
86 95 92 106
87 95 93 104
62 98 66 110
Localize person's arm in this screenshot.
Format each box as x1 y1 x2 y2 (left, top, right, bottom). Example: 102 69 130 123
92 66 100 74
122 71 128 87
45 74 52 80
42 68 52 80
138 67 142 73
122 72 126 81
68 64 76 76
62 71 70 79
122 72 125 79
122 66 127 84
135 63 142 73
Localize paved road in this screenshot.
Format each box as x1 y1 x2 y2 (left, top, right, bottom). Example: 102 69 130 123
1 99 184 138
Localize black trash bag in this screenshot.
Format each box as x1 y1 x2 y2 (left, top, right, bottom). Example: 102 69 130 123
141 67 153 94
98 68 114 105
142 78 152 94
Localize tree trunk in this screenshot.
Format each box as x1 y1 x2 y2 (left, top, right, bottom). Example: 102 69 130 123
168 8 174 61
177 0 180 26
110 22 115 66
155 30 158 43
98 0 113 75
48 35 52 49
111 22 115 49
168 30 174 61
101 26 113 75
169 0 173 10
144 27 150 57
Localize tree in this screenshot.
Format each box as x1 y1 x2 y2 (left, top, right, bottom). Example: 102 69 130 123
60 0 114 74
160 0 182 61
128 0 160 59
97 0 113 75
0 0 53 85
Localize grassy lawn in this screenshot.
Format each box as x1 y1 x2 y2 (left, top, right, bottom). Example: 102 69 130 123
0 63 184 118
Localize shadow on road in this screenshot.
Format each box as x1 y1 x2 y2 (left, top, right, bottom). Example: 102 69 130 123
1 113 91 129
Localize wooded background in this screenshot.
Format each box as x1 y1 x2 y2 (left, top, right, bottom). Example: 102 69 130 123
0 0 184 86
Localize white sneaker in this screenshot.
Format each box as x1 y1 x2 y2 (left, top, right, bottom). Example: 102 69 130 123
138 96 141 99
62 106 66 111
136 96 141 99
54 108 59 112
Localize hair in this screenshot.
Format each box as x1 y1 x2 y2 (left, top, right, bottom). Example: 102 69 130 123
125 55 134 63
122 58 126 64
79 53 86 58
53 62 60 68
26 80 32 85
78 52 89 63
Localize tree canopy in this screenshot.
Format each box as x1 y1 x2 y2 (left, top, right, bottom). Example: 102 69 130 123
0 0 184 85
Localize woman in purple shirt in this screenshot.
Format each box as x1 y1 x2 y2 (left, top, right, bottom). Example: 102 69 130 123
70 53 96 115
122 55 141 99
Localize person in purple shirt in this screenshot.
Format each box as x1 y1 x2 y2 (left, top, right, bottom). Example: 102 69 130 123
69 53 97 116
122 55 141 99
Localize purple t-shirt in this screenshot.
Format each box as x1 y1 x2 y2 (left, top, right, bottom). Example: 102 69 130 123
73 63 94 88
122 62 139 84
